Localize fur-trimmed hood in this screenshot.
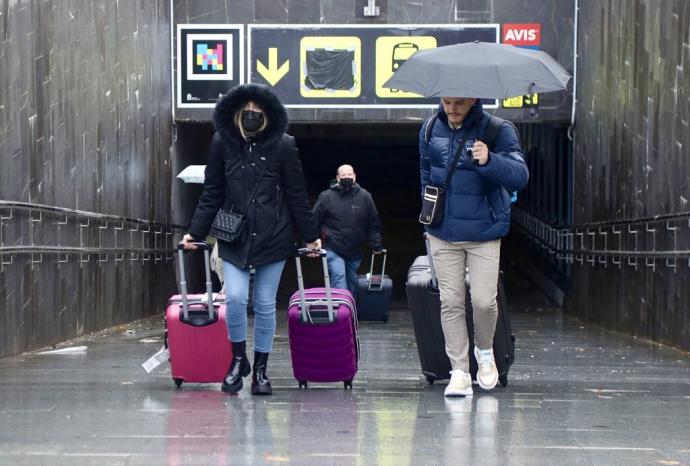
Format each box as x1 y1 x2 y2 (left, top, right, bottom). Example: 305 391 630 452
213 83 288 148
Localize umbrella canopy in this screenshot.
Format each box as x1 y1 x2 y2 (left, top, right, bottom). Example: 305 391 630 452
383 41 571 99
176 165 206 184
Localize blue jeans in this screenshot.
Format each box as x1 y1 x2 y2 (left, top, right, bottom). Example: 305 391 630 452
222 259 286 353
326 249 361 296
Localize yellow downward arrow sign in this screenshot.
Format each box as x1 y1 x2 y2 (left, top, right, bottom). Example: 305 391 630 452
256 48 290 86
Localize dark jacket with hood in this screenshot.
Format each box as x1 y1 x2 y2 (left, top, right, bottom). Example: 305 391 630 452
313 181 382 260
420 99 529 242
189 84 319 269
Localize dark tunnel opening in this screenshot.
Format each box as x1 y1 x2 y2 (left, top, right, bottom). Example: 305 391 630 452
175 121 570 304
291 123 427 299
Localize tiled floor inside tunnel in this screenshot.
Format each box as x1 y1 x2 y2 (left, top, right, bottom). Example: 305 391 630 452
1 275 690 466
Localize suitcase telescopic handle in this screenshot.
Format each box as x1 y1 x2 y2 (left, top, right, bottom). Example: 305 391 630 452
422 233 439 291
295 248 334 323
176 241 210 251
297 247 327 257
367 249 388 291
176 240 214 320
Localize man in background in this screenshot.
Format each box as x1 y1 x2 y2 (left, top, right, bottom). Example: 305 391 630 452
313 164 384 296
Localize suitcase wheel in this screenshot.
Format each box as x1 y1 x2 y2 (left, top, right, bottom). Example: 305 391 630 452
298 380 308 390
343 380 353 390
174 378 184 388
425 375 435 386
382 316 389 323
499 374 508 387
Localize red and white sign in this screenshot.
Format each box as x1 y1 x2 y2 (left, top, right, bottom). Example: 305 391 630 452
502 23 541 47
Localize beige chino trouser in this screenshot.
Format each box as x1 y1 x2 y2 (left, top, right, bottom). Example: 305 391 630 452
427 234 501 373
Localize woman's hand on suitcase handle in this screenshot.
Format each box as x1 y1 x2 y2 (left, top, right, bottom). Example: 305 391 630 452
306 238 321 250
181 234 198 250
300 239 324 257
305 239 322 257
180 234 209 251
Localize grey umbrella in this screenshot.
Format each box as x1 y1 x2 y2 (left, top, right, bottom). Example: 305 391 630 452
383 41 571 99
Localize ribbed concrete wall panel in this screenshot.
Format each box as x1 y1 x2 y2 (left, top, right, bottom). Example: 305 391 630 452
0 0 177 357
572 0 690 349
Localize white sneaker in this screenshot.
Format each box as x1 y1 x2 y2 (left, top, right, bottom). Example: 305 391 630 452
474 347 498 390
444 370 473 397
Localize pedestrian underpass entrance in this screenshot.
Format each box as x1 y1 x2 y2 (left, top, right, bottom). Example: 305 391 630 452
172 120 574 302
291 122 573 301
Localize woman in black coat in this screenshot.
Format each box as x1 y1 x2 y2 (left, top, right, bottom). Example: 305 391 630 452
182 84 321 395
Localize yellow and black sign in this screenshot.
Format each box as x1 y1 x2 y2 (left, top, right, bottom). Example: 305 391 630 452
248 25 499 108
256 48 289 86
375 36 437 98
502 93 539 108
299 36 362 98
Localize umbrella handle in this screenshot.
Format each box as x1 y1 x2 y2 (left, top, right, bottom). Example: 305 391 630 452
529 82 537 117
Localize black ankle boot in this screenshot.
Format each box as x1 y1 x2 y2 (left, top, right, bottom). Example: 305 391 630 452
251 351 272 395
221 341 251 394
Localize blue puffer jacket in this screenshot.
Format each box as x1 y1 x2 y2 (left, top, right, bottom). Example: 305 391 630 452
420 100 529 242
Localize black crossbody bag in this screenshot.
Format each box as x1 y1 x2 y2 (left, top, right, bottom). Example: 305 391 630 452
419 135 469 226
210 162 268 244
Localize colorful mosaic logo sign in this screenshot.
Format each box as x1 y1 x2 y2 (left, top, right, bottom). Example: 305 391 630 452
186 33 234 81
195 41 224 72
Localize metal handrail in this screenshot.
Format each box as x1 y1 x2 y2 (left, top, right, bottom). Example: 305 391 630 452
512 208 690 259
0 200 185 230
0 246 175 255
513 206 690 232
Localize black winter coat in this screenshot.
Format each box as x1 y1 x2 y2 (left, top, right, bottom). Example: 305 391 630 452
189 84 319 269
313 183 382 260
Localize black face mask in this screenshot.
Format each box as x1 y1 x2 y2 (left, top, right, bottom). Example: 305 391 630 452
339 177 354 190
241 110 264 133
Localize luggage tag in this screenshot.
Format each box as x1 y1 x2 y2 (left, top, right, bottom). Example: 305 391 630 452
141 346 170 373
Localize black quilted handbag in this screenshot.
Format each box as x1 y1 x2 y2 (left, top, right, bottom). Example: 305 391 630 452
210 208 246 243
209 162 267 244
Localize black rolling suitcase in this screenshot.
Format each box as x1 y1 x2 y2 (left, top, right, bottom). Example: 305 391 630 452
405 235 515 386
356 250 393 322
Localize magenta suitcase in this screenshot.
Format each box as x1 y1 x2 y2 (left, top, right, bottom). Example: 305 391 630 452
165 241 232 388
287 249 359 389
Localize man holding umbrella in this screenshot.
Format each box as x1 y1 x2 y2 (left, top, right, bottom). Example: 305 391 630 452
420 97 528 396
385 41 569 396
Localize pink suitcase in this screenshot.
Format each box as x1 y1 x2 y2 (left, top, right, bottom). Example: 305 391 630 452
165 241 232 388
287 249 359 389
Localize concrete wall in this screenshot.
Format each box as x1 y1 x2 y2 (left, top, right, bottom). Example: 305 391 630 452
571 0 690 349
0 0 177 357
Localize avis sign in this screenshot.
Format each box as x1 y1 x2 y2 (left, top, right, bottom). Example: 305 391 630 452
502 23 541 49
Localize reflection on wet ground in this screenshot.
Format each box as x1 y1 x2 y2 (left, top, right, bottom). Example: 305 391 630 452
1 275 689 465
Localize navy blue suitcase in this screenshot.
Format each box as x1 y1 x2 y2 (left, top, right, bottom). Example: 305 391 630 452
356 250 393 322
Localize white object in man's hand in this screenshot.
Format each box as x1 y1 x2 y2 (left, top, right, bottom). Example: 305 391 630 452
471 140 490 166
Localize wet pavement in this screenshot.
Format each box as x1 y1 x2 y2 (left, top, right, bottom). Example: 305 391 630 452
1 278 690 466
